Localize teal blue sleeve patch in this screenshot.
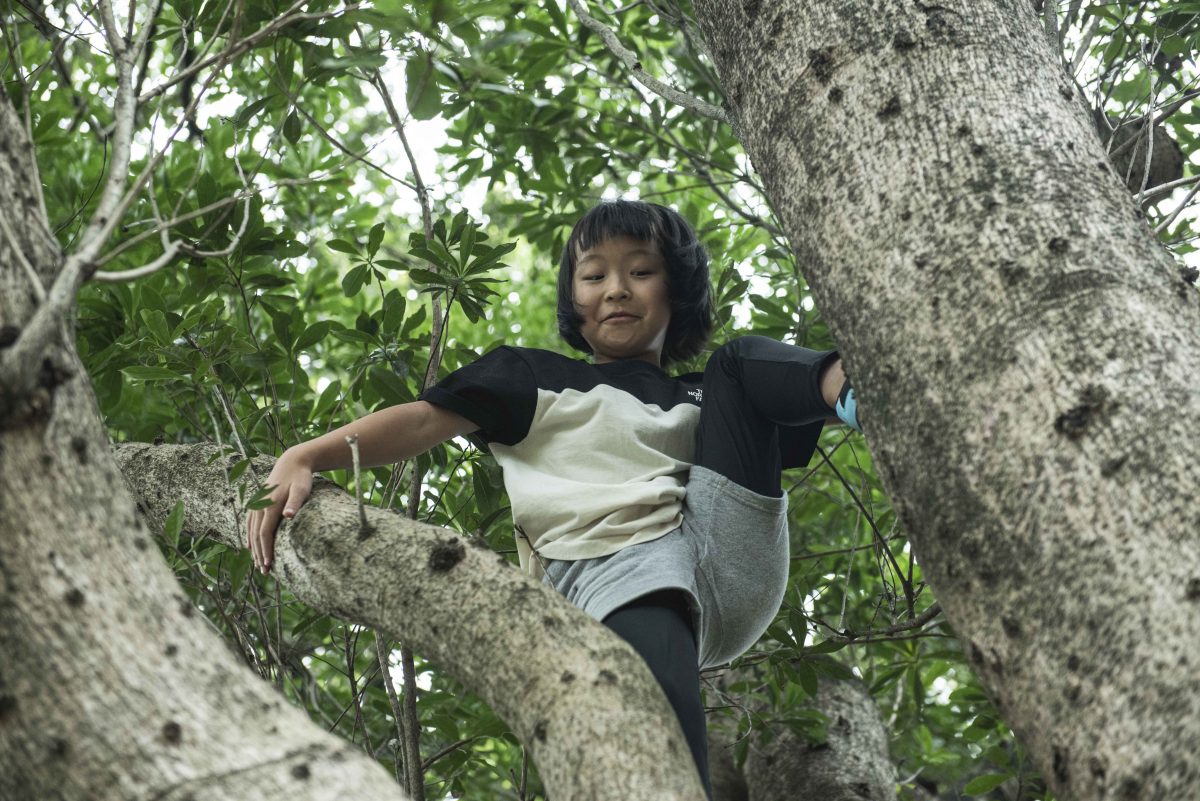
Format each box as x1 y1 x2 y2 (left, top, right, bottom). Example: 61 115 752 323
835 385 861 432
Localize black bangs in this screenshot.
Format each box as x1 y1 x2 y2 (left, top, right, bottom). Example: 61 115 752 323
556 199 714 368
567 200 664 255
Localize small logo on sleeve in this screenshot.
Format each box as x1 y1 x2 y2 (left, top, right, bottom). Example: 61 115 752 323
688 388 703 403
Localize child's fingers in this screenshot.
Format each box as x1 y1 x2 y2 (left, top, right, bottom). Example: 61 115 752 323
247 509 260 568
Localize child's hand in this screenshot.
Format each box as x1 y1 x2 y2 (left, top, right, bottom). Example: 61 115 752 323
247 449 314 575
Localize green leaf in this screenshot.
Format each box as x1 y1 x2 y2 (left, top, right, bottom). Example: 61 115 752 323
368 222 385 259
963 773 1011 795
163 500 185 547
283 110 302 144
795 660 819 696
328 238 360 255
406 52 441 120
235 95 275 126
295 320 333 351
342 263 370 297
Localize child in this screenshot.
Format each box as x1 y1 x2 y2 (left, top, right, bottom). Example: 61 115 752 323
246 199 860 799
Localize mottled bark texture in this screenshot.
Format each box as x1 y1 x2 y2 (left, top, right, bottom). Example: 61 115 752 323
691 2 1200 799
114 442 711 800
706 668 895 801
0 84 412 801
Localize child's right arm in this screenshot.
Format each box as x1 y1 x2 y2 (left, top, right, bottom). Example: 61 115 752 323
246 400 479 574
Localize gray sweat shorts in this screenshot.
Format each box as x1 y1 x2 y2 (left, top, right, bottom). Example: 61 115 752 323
540 464 790 670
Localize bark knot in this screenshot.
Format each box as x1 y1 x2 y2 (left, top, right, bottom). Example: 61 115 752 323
807 47 835 83
428 538 465 572
1054 384 1113 440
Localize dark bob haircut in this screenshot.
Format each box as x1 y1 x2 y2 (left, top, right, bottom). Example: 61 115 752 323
557 199 713 368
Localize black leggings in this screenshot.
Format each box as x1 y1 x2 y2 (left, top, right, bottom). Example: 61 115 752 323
600 337 840 798
602 589 712 799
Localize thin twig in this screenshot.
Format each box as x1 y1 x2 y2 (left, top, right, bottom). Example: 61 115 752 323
565 0 731 127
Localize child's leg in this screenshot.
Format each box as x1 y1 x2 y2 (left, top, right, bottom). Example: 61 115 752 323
601 589 713 801
694 335 842 497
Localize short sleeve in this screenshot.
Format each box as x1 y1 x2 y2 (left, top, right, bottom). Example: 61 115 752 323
779 348 840 470
419 346 537 448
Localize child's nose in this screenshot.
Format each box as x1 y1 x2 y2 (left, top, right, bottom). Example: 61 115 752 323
605 280 631 300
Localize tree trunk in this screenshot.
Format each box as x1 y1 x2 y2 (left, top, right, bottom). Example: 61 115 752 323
691 2 1200 799
0 85 411 801
705 667 896 801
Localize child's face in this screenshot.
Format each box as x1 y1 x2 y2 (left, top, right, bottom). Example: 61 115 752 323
572 235 671 367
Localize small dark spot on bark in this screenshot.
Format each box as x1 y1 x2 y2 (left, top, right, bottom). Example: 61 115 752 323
428 538 465 572
1067 653 1081 671
1048 237 1069 254
65 588 85 607
1054 385 1110 439
1180 266 1198 285
769 12 784 41
1185 578 1200 601
0 695 16 721
1117 777 1141 799
165 643 178 657
1060 84 1074 101
828 86 843 103
631 60 641 71
162 721 182 744
153 434 164 445
878 94 902 119
1053 745 1069 784
893 30 917 51
1065 683 1081 702
134 537 148 551
291 763 310 780
998 262 1027 284
49 737 69 758
1101 455 1127 477
960 539 981 559
742 0 762 20
900 210 911 221
38 356 72 390
851 782 871 798
542 616 558 627
180 599 194 618
808 47 835 82
70 436 88 464
595 669 618 686
533 720 548 742
971 143 985 157
1090 755 1107 783
978 566 999 587
956 123 971 137
560 671 575 683
0 325 19 348
914 257 927 270
1001 616 1021 639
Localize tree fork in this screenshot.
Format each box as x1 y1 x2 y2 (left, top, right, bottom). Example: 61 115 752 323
691 1 1200 799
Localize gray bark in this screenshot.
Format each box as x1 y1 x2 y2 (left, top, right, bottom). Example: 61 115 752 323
742 677 895 801
706 666 896 801
691 2 1200 800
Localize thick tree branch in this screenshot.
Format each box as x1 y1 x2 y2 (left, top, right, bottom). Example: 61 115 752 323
114 442 713 800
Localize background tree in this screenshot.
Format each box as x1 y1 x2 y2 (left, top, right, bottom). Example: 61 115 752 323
1 0 1195 799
